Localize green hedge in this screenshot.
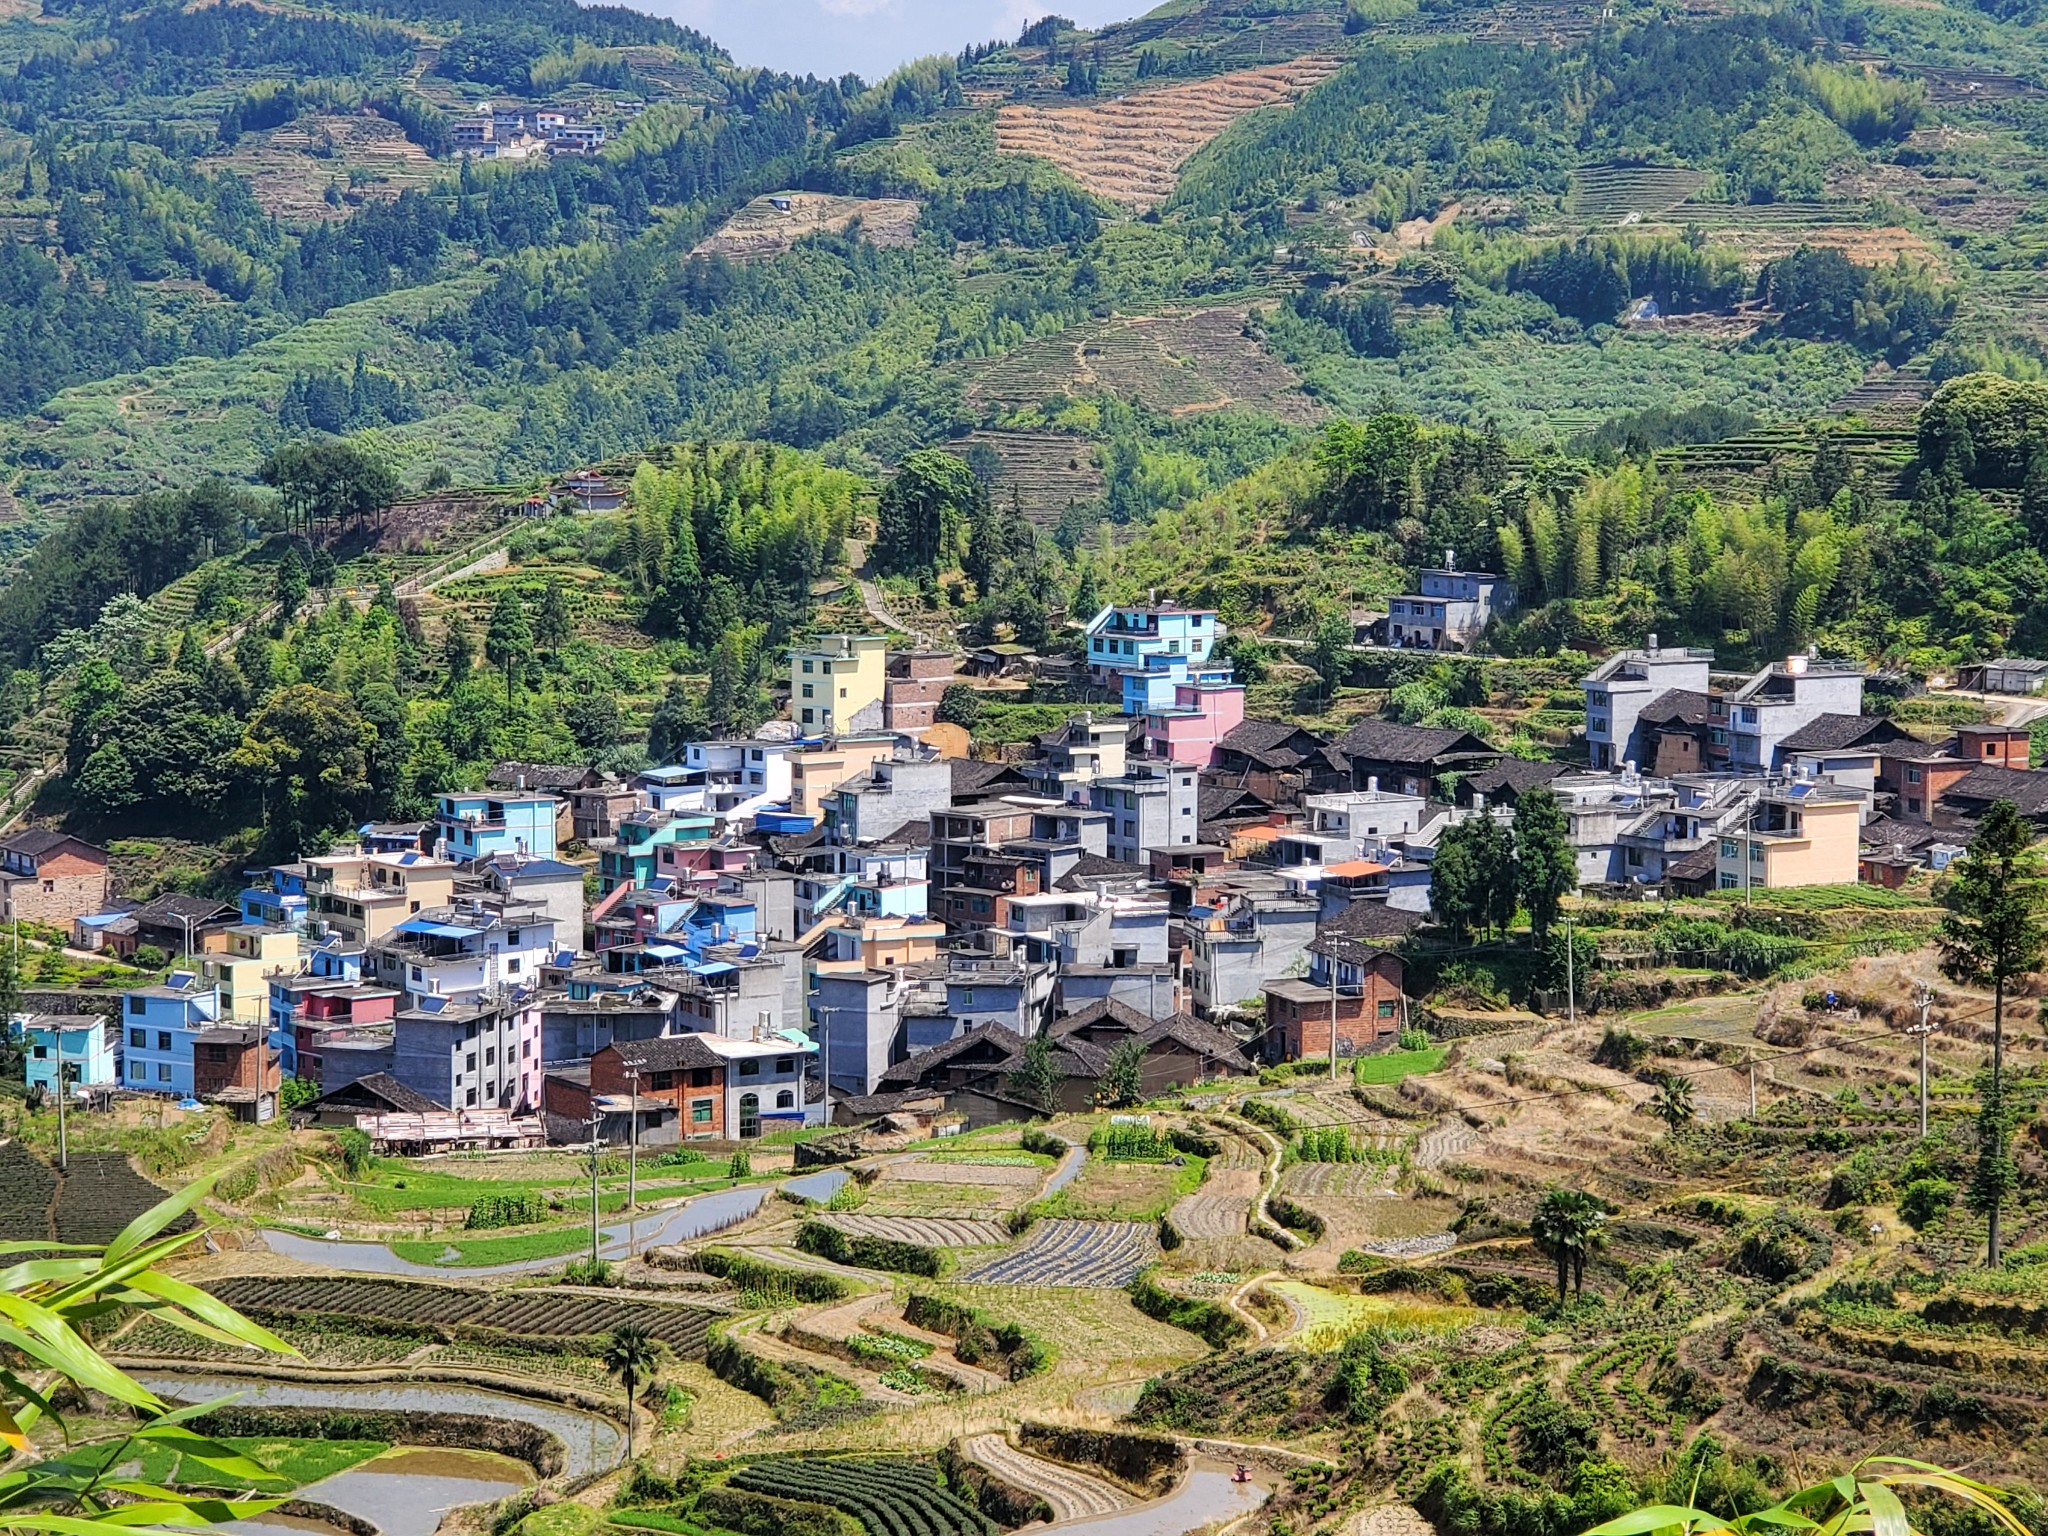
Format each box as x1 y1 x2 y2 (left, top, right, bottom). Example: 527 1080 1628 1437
1238 1099 1297 1136
797 1220 949 1279
695 1248 854 1302
1018 1129 1067 1158
902 1293 1054 1380
466 1192 548 1230
1269 1194 1326 1239
696 1487 862 1536
1128 1268 1249 1349
1167 1126 1223 1159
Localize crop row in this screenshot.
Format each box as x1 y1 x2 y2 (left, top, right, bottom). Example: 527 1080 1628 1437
54 1153 188 1246
963 1220 1157 1288
1479 1376 1551 1487
729 1458 996 1536
0 1142 57 1243
208 1276 716 1355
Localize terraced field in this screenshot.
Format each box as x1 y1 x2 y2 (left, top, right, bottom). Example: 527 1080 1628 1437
1171 1165 1260 1240
1567 164 1706 225
961 1435 1134 1521
818 1214 1013 1249
995 58 1343 207
941 431 1105 527
1656 420 1918 494
964 1220 1158 1287
205 1275 720 1356
216 114 438 224
965 307 1320 424
694 193 922 261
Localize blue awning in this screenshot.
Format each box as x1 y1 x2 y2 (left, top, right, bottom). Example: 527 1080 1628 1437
394 919 474 939
692 961 739 976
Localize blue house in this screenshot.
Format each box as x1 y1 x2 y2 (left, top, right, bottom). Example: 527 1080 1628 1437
433 792 560 862
1121 655 1237 716
239 862 313 928
119 978 222 1097
1085 601 1219 687
23 1015 115 1097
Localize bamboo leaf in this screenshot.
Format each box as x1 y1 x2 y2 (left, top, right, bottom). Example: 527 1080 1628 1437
1861 1481 1910 1536
1585 1507 1727 1536
102 1178 215 1265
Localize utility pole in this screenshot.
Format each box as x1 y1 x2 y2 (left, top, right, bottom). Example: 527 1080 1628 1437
625 1066 639 1257
1564 911 1576 1026
588 1110 602 1268
1742 795 1754 911
55 1031 68 1173
1910 984 1938 1142
1329 946 1340 1083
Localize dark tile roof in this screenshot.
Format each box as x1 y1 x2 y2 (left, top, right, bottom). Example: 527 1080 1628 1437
1859 817 1944 853
132 894 237 927
608 1035 726 1072
0 828 103 861
1780 714 1920 753
1637 689 1712 729
1461 759 1568 798
1942 765 2048 815
1320 902 1425 941
1667 846 1718 882
1052 1000 1251 1069
1052 855 1152 891
1216 720 1325 769
1330 721 1496 766
312 1072 443 1114
1198 784 1271 824
951 758 1029 799
878 1023 1026 1087
1050 998 1157 1039
1141 1013 1252 1064
1309 934 1406 969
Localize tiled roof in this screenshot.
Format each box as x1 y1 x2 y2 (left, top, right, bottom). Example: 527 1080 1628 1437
1330 721 1495 766
609 1035 726 1072
1942 765 2048 814
1461 759 1568 797
1780 714 1919 752
1636 689 1713 729
1320 902 1425 941
1216 720 1325 769
878 1024 1026 1087
312 1072 443 1114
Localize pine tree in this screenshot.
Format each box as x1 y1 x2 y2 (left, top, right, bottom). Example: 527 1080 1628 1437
534 577 573 652
484 589 532 701
1515 788 1577 945
442 614 474 692
1938 799 2048 1266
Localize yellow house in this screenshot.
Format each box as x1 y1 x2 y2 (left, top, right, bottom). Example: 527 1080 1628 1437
311 853 461 944
788 735 899 819
804 912 945 1018
790 635 888 736
1714 787 1861 890
204 925 305 1026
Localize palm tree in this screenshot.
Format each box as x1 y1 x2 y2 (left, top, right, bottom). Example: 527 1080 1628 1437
1529 1187 1606 1302
601 1323 662 1445
1652 1074 1695 1130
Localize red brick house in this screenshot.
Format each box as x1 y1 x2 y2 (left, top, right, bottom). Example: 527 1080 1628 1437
192 1025 282 1122
595 1035 727 1139
0 830 110 928
1262 936 1407 1063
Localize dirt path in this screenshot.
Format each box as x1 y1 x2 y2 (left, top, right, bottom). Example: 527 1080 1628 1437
842 539 908 633
961 1433 1134 1520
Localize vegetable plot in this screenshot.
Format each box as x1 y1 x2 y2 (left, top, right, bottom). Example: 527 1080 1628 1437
964 1221 1157 1288
729 1457 999 1536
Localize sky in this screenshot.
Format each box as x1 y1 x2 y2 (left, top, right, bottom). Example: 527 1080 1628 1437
646 0 1142 83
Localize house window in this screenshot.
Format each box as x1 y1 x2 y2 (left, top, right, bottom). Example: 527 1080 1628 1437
466 1089 478 1107
739 1059 760 1077
691 1099 713 1125
156 1064 171 1082
31 1044 45 1059
651 1070 674 1091
1377 1000 1396 1018
1986 743 1998 757
1719 873 1740 889
1907 798 1922 814
802 709 815 725
129 998 144 1015
1908 767 1922 784
131 1061 144 1080
1719 839 1737 858
802 684 814 699
1750 843 1765 863
691 1067 714 1088
802 660 814 673
776 1090 795 1110
1627 848 1644 867
129 1028 145 1048
776 1056 794 1073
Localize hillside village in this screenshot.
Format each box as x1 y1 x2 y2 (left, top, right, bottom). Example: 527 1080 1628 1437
11 559 2039 1141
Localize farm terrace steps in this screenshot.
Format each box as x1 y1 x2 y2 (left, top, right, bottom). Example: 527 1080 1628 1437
815 1214 1015 1248
994 57 1344 208
938 431 1106 529
962 1220 1159 1288
693 193 922 261
202 1275 720 1357
961 1434 1135 1522
878 1156 1047 1188
1169 1191 1252 1240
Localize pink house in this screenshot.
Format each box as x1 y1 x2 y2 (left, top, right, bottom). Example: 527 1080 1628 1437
1143 680 1247 768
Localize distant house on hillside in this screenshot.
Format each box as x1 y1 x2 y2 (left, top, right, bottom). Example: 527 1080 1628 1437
0 830 110 927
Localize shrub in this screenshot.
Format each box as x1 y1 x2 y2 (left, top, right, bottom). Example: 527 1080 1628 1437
696 1487 862 1536
467 1192 547 1230
1129 1268 1249 1348
1018 1128 1066 1158
1592 1027 1652 1071
796 1219 948 1278
332 1129 372 1178
1397 1025 1432 1051
561 1257 616 1286
1091 1123 1170 1160
1899 1178 1956 1231
1166 1126 1223 1158
695 1248 853 1303
1239 1098 1297 1136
